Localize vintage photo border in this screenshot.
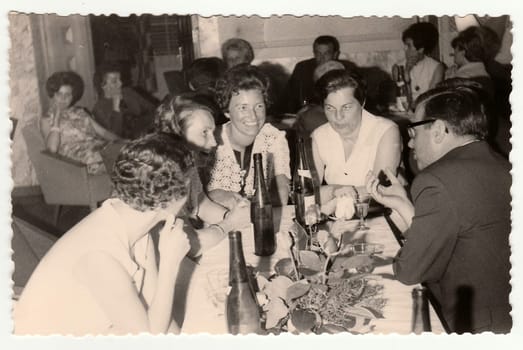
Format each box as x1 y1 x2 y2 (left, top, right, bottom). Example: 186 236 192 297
1 0 521 349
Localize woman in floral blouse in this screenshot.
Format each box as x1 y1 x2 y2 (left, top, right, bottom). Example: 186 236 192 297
40 71 120 174
207 64 290 207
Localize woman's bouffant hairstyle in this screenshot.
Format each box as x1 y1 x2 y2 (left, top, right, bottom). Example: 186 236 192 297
45 71 85 106
451 26 501 63
154 92 216 136
215 64 271 111
221 38 255 65
402 22 439 54
315 69 367 106
111 132 194 212
415 85 488 140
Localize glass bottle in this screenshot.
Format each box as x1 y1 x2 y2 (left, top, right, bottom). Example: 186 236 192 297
251 153 276 256
293 137 319 248
226 231 261 334
411 286 432 334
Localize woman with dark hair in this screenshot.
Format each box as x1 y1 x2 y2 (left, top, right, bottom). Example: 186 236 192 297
92 62 157 139
14 133 199 335
311 69 401 210
221 38 255 69
40 71 119 174
207 64 291 207
445 26 496 95
402 22 445 102
154 92 251 228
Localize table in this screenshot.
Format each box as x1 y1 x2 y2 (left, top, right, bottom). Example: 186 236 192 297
177 206 444 334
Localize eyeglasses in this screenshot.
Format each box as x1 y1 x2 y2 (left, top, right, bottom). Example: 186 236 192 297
407 119 436 138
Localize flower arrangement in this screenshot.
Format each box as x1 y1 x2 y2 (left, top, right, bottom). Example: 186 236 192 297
255 221 387 334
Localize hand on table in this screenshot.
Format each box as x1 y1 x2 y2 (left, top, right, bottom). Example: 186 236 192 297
221 197 251 232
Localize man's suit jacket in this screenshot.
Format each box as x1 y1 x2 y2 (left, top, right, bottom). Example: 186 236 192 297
393 141 512 333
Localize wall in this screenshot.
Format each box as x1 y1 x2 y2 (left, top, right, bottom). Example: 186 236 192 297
9 13 41 186
196 15 416 75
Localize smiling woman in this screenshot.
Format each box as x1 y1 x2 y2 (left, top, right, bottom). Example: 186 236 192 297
207 64 291 207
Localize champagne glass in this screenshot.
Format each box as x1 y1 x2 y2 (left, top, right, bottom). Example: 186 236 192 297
354 194 371 231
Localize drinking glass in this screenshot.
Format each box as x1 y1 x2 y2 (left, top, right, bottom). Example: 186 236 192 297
354 194 371 231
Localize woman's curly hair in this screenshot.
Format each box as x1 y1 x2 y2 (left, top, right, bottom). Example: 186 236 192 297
45 71 85 106
215 64 271 112
111 132 194 212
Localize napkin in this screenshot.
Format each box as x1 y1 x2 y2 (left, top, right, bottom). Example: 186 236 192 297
335 196 355 220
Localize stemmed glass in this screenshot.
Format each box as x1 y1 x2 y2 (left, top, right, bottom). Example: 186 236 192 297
354 193 371 231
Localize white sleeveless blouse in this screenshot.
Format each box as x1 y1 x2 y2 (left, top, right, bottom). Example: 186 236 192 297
311 110 396 187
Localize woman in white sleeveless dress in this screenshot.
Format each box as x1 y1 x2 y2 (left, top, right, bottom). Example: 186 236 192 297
311 69 402 211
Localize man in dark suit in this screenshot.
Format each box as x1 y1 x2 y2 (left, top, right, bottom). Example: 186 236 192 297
277 35 357 114
367 85 512 333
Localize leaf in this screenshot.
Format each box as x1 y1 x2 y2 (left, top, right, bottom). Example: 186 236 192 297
256 292 269 310
263 275 293 300
298 250 323 272
324 237 338 255
290 221 309 250
265 297 289 329
349 316 374 334
344 305 379 319
318 324 348 334
291 309 317 333
285 280 311 303
316 230 330 247
274 258 297 279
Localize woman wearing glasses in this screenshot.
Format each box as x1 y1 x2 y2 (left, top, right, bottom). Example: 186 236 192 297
311 69 402 209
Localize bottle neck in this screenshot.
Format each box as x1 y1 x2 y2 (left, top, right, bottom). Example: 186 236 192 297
411 287 431 333
228 231 249 284
253 154 270 204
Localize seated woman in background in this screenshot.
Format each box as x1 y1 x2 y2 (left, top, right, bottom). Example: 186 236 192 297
445 26 495 95
207 64 291 207
154 91 251 228
402 22 445 103
92 62 157 139
40 71 120 175
311 69 401 211
14 133 209 335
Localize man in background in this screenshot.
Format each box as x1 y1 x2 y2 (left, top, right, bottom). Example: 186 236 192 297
277 35 357 114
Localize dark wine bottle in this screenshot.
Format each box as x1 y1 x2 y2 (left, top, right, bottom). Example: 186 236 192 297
226 231 261 334
250 153 276 256
411 286 432 334
293 137 319 248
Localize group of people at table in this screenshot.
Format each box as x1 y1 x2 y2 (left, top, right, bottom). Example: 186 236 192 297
14 21 511 335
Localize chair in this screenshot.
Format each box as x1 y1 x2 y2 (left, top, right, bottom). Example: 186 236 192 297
22 121 113 222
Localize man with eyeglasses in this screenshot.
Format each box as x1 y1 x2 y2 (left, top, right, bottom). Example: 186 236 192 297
366 85 511 334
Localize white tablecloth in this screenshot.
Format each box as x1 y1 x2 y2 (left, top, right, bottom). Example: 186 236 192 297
178 206 444 334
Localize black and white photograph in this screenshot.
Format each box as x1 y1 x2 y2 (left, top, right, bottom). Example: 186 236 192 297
1 1 522 349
